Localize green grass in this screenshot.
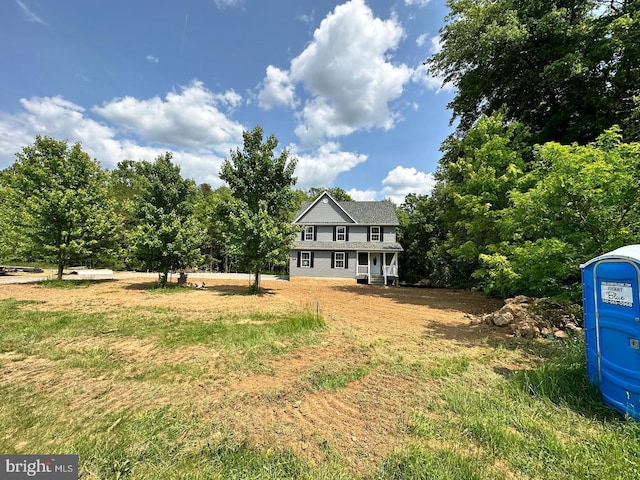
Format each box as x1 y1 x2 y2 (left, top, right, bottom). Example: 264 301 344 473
0 299 324 354
427 356 470 378
377 445 488 480
404 338 640 479
3 295 640 479
306 360 375 391
39 279 101 289
68 407 354 479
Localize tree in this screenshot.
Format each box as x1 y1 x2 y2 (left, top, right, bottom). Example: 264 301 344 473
219 126 298 294
477 126 640 297
0 182 24 263
303 187 353 202
1 136 120 279
428 0 640 145
128 153 203 287
434 112 530 286
396 192 450 285
108 160 148 270
194 186 237 273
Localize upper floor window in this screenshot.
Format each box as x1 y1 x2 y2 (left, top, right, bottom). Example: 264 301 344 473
336 226 346 241
304 225 314 241
370 226 381 242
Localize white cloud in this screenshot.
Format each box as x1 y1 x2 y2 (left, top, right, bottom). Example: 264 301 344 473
213 0 242 8
347 188 378 201
13 96 116 159
298 10 315 25
93 80 244 151
258 66 296 110
257 0 412 145
380 165 436 204
411 63 453 93
213 89 243 111
416 33 427 47
0 88 240 186
15 0 46 24
404 0 433 6
146 55 159 64
429 35 443 54
289 142 367 189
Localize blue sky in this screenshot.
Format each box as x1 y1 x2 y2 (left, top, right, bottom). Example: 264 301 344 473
0 0 454 203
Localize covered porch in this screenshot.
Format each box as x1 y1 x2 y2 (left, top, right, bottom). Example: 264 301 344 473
356 251 399 285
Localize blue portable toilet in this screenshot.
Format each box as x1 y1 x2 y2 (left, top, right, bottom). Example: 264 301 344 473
581 245 640 419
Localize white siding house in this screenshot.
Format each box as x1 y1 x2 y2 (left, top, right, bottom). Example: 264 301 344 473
290 191 403 285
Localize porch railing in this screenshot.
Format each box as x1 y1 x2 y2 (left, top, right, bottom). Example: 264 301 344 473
357 265 369 275
384 265 397 276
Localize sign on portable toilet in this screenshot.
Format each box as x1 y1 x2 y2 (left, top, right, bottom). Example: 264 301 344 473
581 245 640 419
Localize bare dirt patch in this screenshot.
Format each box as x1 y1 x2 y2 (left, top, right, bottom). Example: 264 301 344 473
0 276 527 472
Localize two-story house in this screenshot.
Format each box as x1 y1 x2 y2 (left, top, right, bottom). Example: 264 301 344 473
290 191 403 285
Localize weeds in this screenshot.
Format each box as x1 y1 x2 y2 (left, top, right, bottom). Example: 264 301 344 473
3 290 640 479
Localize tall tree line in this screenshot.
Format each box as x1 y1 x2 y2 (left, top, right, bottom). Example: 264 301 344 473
0 128 305 292
399 0 640 298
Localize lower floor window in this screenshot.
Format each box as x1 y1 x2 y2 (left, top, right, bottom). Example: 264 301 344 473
335 252 345 269
301 251 311 267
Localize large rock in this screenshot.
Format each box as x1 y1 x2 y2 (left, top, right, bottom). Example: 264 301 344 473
493 312 514 326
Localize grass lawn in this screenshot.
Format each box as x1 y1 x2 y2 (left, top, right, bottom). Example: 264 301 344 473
0 278 639 479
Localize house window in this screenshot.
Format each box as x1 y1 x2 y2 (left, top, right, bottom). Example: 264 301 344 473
301 251 311 268
370 226 381 242
336 226 346 241
304 226 314 241
334 252 345 269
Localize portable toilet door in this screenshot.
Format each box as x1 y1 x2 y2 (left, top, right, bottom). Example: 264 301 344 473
581 245 640 420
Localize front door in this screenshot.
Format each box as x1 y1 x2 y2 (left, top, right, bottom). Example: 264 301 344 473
594 260 640 418
370 253 382 275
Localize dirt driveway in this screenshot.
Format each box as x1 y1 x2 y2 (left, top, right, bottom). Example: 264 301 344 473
0 276 512 472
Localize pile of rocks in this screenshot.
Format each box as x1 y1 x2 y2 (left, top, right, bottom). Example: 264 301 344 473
470 295 583 339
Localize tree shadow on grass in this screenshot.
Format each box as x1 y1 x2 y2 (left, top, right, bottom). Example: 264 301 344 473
331 284 503 316
122 281 276 296
207 285 277 296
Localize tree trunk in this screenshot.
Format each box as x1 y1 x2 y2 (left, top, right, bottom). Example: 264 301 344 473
57 261 64 280
250 269 261 294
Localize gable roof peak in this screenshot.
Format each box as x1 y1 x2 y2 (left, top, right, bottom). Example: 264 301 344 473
293 190 357 224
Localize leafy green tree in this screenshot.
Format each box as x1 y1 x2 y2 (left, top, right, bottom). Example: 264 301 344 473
108 160 148 269
304 187 353 202
1 136 120 279
0 181 25 263
194 186 237 272
428 0 640 144
128 153 203 287
396 192 450 285
434 112 530 286
219 126 298 294
477 126 640 297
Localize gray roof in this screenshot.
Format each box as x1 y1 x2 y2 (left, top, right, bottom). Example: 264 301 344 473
294 200 400 225
292 241 403 252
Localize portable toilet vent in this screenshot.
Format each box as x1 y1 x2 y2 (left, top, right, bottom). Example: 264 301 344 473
581 245 640 419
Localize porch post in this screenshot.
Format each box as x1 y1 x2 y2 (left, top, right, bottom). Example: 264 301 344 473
367 252 371 284
383 252 387 285
393 253 398 283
